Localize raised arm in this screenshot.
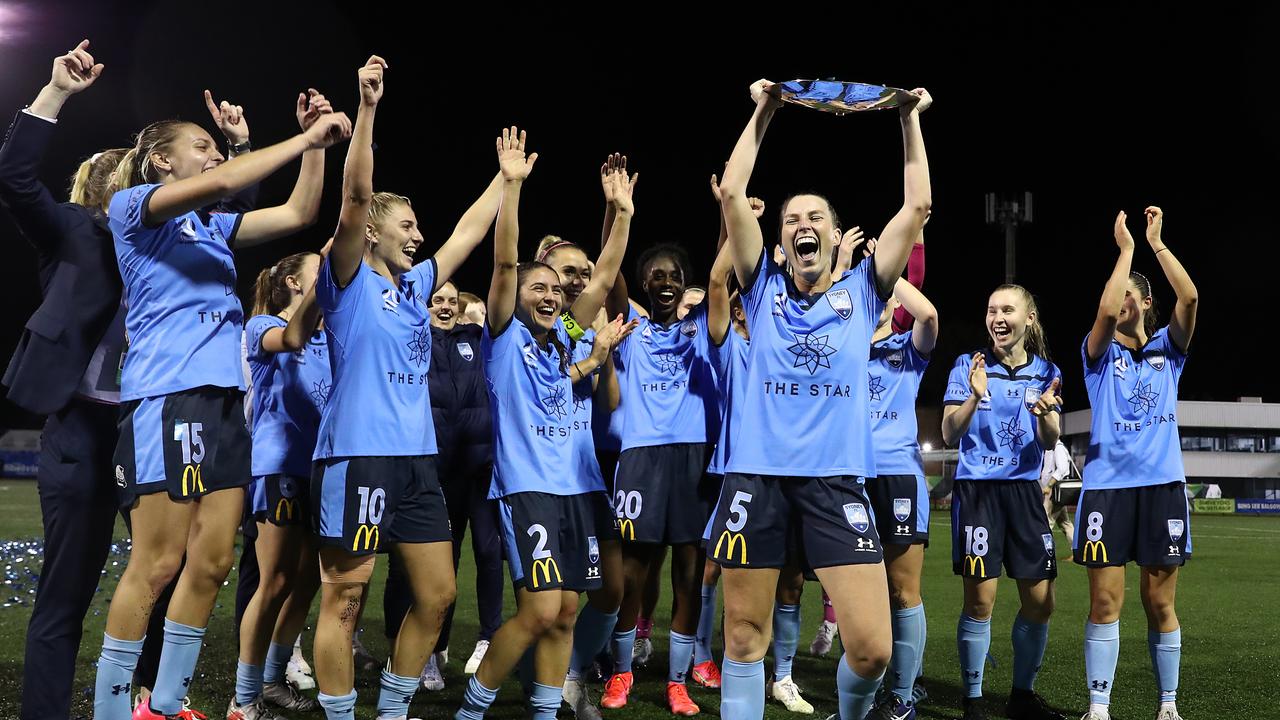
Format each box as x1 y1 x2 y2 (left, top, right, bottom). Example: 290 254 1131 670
832 226 869 278
707 172 761 344
871 89 932 296
601 154 632 321
894 278 938 355
1087 211 1136 361
328 57 384 288
719 80 780 287
574 156 636 323
1145 206 1197 352
145 112 351 226
487 127 538 336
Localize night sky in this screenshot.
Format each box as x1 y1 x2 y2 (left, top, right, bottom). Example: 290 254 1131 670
0 2 1273 430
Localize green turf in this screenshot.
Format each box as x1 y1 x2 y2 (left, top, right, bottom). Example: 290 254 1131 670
1 477 1278 718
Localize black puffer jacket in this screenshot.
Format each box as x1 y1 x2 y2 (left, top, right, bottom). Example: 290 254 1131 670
430 323 492 477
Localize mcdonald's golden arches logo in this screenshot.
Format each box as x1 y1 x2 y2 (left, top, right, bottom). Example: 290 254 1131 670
618 519 636 542
963 555 986 578
275 498 297 523
181 464 205 497
1082 540 1109 563
714 531 748 565
353 524 380 552
530 557 562 588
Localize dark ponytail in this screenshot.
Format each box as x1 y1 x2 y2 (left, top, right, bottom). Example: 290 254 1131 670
1129 271 1160 338
252 252 318 316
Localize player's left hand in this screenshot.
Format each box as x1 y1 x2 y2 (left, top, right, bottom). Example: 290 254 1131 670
1031 377 1062 417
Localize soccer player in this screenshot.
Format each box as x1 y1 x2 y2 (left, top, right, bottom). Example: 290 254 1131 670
1077 208 1197 720
454 127 635 720
307 57 502 720
942 285 1065 720
231 246 330 718
712 79 932 720
95 81 351 720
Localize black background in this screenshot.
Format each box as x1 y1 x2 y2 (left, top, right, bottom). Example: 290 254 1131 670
1 2 1274 430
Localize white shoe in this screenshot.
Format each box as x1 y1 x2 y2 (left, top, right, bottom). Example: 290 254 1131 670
286 645 316 691
809 620 838 657
419 654 445 691
562 675 603 720
437 647 448 666
352 632 381 671
1081 711 1110 720
771 675 815 714
465 640 490 675
1155 706 1183 720
633 637 653 666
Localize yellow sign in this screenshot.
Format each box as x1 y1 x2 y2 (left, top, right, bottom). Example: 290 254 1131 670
353 524 380 552
1082 540 1109 563
275 498 297 523
963 555 986 578
530 557 562 588
181 464 205 496
618 519 636 541
714 531 748 565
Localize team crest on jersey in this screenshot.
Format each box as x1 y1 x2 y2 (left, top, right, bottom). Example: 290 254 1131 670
588 536 600 564
1167 519 1185 541
1147 353 1167 371
886 349 904 369
826 288 853 320
1042 533 1055 556
893 498 911 523
178 217 198 241
382 288 400 314
680 320 698 338
457 342 474 362
280 476 298 499
843 502 870 533
522 343 539 367
1024 385 1041 409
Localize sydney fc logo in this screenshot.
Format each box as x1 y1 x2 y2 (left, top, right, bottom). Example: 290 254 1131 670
1147 353 1167 371
457 342 474 362
680 320 698 338
588 536 600 564
843 502 870 533
886 349 904 369
1167 519 1185 541
1042 533 1055 556
280 476 298 499
893 498 911 523
827 288 853 320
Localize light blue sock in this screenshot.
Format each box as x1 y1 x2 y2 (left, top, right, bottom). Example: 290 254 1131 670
721 658 765 719
1148 628 1181 704
694 583 718 665
1084 620 1120 706
612 627 636 674
530 682 563 719
150 618 207 714
916 601 927 681
669 630 695 683
455 675 499 720
771 603 801 680
93 633 144 720
234 660 263 705
263 641 292 685
957 614 991 699
890 604 925 704
318 689 357 720
837 652 884 720
571 604 619 675
1011 615 1049 691
377 669 420 719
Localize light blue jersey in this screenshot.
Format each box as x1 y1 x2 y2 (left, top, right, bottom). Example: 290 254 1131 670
246 315 331 478
110 184 245 400
569 329 608 490
613 303 718 451
483 316 603 498
313 259 438 459
1081 326 1187 490
944 351 1061 481
869 331 929 477
707 330 749 476
725 251 885 477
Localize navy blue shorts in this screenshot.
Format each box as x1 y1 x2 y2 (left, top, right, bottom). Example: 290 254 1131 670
951 480 1057 580
113 386 251 508
613 443 716 545
500 491 614 592
251 474 310 526
1072 481 1191 567
866 474 930 546
707 473 883 570
310 455 451 555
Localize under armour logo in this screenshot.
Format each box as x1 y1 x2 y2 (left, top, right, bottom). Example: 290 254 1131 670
965 670 981 679
111 682 131 695
1091 680 1109 691
182 676 191 688
856 538 875 549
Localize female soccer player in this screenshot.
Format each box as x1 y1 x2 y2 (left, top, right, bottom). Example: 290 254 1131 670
96 79 351 720
229 247 330 718
307 57 507 720
1077 208 1197 720
713 79 931 720
455 127 635 720
942 285 1065 720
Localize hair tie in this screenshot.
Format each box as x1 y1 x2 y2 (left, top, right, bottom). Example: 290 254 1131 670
269 264 279 277
536 240 576 263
